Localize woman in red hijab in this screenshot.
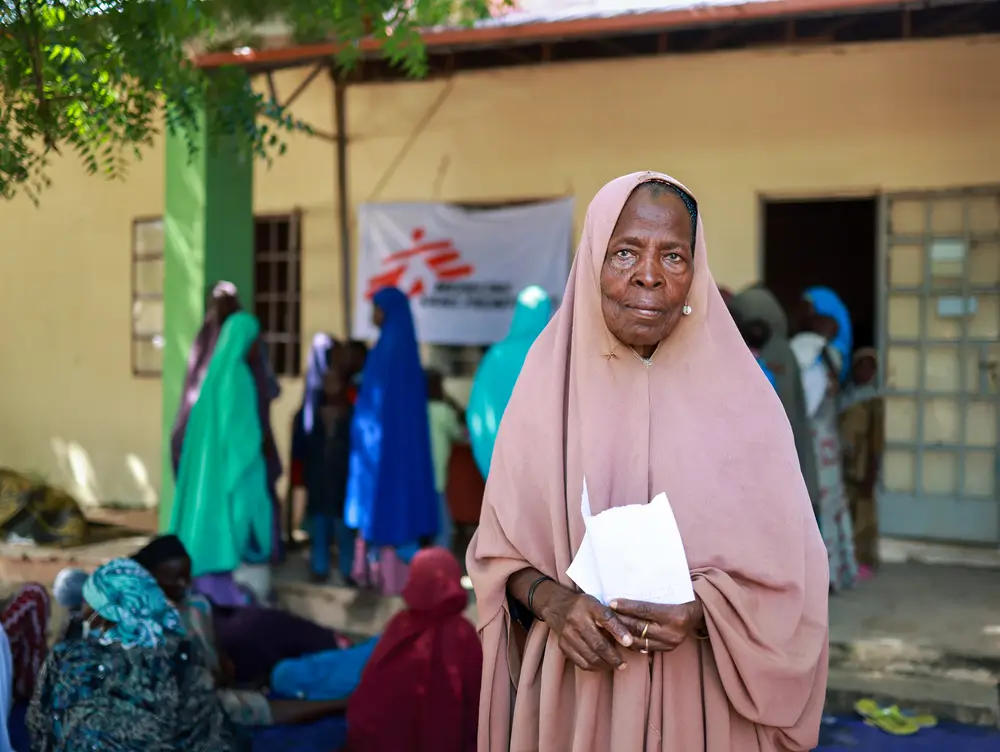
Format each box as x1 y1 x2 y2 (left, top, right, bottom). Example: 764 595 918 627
345 547 481 752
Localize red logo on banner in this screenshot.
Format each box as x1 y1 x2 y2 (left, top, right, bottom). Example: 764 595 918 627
365 228 476 300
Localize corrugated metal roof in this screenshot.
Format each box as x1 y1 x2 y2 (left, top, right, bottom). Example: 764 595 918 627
482 0 781 29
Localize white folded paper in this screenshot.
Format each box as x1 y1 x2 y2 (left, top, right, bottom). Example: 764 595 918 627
566 478 695 606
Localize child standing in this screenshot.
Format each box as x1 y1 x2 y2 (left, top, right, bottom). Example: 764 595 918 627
425 369 466 553
294 344 357 583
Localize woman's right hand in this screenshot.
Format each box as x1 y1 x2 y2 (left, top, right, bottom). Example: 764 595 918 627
538 584 634 672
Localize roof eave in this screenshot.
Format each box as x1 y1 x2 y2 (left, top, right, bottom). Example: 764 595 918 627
192 0 914 69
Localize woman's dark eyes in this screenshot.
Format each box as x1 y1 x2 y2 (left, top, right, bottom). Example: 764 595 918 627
614 249 684 262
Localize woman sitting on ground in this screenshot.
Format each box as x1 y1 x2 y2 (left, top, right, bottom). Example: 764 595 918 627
342 546 481 752
0 582 49 705
28 558 242 751
132 535 350 725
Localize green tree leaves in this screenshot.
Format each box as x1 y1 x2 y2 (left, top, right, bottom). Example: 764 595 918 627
0 0 496 202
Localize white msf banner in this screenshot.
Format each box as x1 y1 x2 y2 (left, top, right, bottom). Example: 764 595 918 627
353 198 573 345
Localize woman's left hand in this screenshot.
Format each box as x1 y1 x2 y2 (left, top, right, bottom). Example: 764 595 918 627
610 598 705 653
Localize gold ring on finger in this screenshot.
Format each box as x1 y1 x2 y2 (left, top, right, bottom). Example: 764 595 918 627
641 636 649 654
640 622 649 639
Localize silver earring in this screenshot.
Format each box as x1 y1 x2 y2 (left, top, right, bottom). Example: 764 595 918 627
682 304 693 316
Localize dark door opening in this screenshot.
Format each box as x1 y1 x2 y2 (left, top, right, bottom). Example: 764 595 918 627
763 198 878 349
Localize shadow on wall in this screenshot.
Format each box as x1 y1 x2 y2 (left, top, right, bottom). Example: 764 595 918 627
48 438 158 509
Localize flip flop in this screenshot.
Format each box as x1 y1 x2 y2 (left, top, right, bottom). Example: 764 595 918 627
890 705 937 728
853 699 921 735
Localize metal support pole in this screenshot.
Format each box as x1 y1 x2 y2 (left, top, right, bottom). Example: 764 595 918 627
333 71 352 337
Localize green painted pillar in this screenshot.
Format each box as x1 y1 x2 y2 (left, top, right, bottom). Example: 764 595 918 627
161 112 253 530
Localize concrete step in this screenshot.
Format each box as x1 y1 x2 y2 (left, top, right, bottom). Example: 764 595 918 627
828 636 1000 728
825 667 1000 728
5 545 999 727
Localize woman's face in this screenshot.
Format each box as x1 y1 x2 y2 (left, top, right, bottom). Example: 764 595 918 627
151 555 192 604
853 355 876 385
600 185 695 355
812 314 840 341
323 366 345 399
372 305 385 329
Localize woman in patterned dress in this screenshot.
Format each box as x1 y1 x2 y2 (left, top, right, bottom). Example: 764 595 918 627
791 298 859 593
27 558 243 752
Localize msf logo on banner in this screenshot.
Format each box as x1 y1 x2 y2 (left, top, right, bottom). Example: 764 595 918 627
365 228 475 300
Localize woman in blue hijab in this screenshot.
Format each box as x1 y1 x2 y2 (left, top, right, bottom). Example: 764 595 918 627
345 287 438 596
804 286 853 383
466 285 552 479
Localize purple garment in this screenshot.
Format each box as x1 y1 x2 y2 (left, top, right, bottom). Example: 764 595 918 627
192 573 256 608
212 605 344 686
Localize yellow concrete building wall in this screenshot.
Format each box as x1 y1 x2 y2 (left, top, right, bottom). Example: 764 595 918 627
0 35 996 509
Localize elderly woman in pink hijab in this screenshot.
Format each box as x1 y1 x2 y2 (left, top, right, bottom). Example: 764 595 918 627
467 173 829 752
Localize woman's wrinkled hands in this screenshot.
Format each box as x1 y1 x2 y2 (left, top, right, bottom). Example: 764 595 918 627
542 587 635 672
610 598 705 653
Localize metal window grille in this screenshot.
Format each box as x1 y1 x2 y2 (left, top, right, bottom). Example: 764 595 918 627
253 212 303 378
129 212 302 379
131 217 165 377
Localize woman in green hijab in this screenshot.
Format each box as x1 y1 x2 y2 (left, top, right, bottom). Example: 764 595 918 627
466 285 552 479
170 312 274 599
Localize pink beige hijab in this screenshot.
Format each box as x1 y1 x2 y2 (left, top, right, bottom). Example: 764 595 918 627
467 172 829 752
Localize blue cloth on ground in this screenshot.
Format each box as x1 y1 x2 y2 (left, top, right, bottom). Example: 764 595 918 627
251 714 347 752
270 636 379 701
817 716 1000 751
344 287 438 547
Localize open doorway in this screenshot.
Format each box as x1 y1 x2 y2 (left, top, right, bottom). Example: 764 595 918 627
762 198 878 348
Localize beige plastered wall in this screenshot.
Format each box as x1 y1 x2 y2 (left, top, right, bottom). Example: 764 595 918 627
0 34 996 509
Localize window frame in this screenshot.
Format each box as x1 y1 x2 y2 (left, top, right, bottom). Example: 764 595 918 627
130 215 166 378
253 209 304 379
129 210 304 379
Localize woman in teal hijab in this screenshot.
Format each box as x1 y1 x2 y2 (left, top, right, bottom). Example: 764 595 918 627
467 286 552 479
171 312 273 598
28 558 241 751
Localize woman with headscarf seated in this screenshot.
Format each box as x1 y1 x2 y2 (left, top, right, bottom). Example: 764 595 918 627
171 282 282 605
341 546 481 751
345 287 439 596
0 582 49 706
28 558 242 751
132 536 348 690
468 173 829 752
52 567 90 641
171 311 276 606
133 535 377 735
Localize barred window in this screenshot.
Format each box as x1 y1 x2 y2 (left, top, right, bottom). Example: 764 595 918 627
131 218 165 377
253 212 303 378
129 212 302 379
